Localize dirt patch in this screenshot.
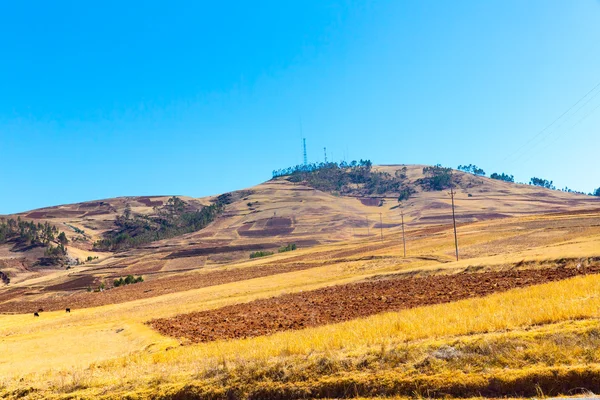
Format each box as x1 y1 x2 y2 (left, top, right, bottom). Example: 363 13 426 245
136 197 164 207
373 223 401 229
423 202 452 210
46 210 86 218
359 198 382 207
78 201 110 208
237 222 295 237
165 243 277 258
25 211 48 219
43 275 99 291
266 217 292 228
83 210 111 217
149 265 600 343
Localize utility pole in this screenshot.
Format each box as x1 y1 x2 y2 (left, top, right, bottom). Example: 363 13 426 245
366 216 370 236
379 212 383 241
450 186 459 261
401 210 406 258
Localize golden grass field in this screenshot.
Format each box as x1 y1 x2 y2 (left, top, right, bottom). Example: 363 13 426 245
2 166 600 399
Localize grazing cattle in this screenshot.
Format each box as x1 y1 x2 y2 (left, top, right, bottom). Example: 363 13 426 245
37 308 44 312
66 308 71 313
34 312 39 317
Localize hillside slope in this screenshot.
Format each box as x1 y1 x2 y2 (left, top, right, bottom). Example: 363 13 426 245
1 164 598 302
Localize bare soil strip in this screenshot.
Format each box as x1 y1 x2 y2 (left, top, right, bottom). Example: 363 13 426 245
149 266 600 343
0 262 318 314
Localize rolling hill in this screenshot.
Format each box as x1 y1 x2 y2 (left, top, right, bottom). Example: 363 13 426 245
2 164 600 399
1 164 598 305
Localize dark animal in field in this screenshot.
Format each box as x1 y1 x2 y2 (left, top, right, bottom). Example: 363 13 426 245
66 308 70 313
34 312 39 317
38 308 44 312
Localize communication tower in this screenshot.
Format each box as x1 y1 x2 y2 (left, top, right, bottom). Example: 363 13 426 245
303 138 308 166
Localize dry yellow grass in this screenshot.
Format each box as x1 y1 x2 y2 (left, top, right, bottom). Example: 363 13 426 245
2 209 600 399
3 270 600 399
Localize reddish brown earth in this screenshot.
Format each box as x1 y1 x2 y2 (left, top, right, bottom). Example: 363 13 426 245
0 262 320 314
359 198 382 207
149 265 600 343
136 196 164 207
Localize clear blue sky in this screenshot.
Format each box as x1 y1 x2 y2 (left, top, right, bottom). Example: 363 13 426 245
1 0 599 214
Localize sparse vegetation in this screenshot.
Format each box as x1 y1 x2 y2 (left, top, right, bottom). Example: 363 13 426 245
530 177 555 189
278 243 297 253
397 187 413 201
0 218 62 247
594 187 600 196
458 164 485 176
273 160 409 196
490 172 515 182
250 250 274 258
418 164 454 191
0 218 69 265
249 250 274 259
65 223 86 235
113 275 144 287
93 196 226 251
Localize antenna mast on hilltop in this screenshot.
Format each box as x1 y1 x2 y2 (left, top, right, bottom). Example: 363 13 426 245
324 147 327 163
303 138 308 166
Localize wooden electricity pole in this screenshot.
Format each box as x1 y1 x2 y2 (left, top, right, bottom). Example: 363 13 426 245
379 212 383 241
401 210 406 258
450 186 459 261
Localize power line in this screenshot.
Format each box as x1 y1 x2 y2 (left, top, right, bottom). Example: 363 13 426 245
501 80 600 164
532 100 600 158
509 87 600 165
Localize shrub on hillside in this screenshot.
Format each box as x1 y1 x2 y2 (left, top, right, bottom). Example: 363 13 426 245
397 187 414 202
278 243 297 253
250 251 274 259
113 275 143 287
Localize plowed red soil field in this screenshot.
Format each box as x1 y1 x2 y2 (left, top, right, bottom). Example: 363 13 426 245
0 262 319 314
149 265 600 343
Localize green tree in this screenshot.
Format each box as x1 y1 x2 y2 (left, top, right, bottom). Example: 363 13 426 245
458 164 485 176
593 187 600 197
57 232 68 246
420 165 453 191
490 172 514 182
530 177 555 190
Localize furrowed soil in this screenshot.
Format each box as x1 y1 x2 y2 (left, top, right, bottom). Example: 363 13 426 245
149 265 600 343
0 262 319 314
